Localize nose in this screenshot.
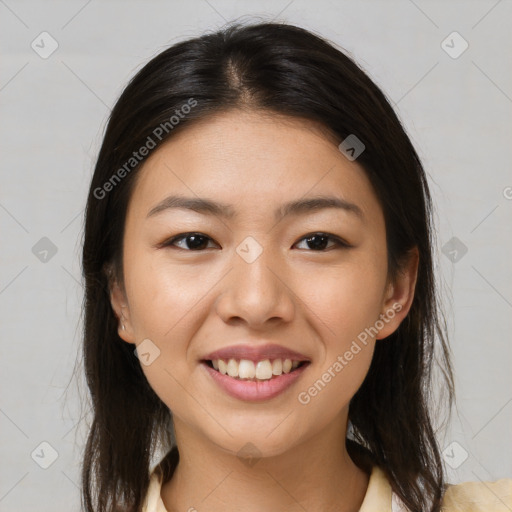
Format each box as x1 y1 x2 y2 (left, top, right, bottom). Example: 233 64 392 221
215 241 295 328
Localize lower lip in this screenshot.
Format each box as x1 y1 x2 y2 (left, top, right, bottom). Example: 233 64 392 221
201 362 310 402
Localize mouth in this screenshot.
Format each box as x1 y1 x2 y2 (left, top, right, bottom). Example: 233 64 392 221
202 358 310 381
200 357 311 402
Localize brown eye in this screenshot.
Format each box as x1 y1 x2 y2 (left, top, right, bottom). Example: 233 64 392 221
163 232 218 251
294 233 350 251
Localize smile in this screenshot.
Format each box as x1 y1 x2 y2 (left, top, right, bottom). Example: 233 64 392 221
201 358 311 402
207 358 306 380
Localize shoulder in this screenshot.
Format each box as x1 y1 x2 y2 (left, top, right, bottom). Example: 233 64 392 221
142 466 169 512
369 464 512 512
441 476 512 511
143 446 180 512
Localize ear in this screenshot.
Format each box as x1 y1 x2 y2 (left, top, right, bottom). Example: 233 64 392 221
105 265 136 344
376 247 419 340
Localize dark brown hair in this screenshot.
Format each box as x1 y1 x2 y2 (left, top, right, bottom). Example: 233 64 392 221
80 21 455 512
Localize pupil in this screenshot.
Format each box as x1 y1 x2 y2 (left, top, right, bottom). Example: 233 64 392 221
306 234 328 250
187 234 208 250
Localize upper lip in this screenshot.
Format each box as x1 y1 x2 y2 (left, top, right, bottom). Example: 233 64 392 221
202 343 310 363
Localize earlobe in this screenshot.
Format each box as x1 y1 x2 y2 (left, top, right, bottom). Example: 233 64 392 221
376 247 419 340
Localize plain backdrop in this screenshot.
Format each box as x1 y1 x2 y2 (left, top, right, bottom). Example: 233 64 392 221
1 1 511 510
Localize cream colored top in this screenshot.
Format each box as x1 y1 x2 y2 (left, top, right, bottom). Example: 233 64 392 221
142 463 512 512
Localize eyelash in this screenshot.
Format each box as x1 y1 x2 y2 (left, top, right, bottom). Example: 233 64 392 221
159 232 351 252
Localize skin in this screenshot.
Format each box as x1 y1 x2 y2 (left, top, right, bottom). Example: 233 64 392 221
109 109 418 512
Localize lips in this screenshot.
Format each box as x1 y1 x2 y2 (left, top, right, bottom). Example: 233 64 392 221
201 360 309 401
200 343 311 401
202 343 310 363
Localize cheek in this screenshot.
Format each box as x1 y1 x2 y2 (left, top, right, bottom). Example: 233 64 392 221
295 252 386 403
125 249 215 339
300 256 387 345
294 263 384 420
121 252 202 391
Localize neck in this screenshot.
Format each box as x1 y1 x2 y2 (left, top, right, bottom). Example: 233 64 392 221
161 415 370 512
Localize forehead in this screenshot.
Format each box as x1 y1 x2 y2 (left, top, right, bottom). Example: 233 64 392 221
126 109 382 223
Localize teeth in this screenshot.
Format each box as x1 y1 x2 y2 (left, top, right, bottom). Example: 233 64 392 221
255 360 273 380
227 358 238 378
239 359 256 379
209 358 304 381
218 359 227 375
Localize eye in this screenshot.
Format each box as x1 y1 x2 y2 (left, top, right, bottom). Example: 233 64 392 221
159 231 351 252
294 232 350 251
161 232 218 251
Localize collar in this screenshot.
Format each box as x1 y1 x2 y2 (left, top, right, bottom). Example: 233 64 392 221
143 463 401 512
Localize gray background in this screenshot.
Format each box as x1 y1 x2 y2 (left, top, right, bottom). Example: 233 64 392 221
1 1 511 510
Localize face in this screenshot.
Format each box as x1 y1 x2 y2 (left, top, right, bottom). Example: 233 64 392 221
110 109 417 458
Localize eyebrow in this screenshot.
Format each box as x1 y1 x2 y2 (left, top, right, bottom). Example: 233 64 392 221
146 194 364 222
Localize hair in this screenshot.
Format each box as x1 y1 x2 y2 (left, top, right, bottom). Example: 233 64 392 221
80 20 455 512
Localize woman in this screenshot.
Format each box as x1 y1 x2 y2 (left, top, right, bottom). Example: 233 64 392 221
80 21 512 512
